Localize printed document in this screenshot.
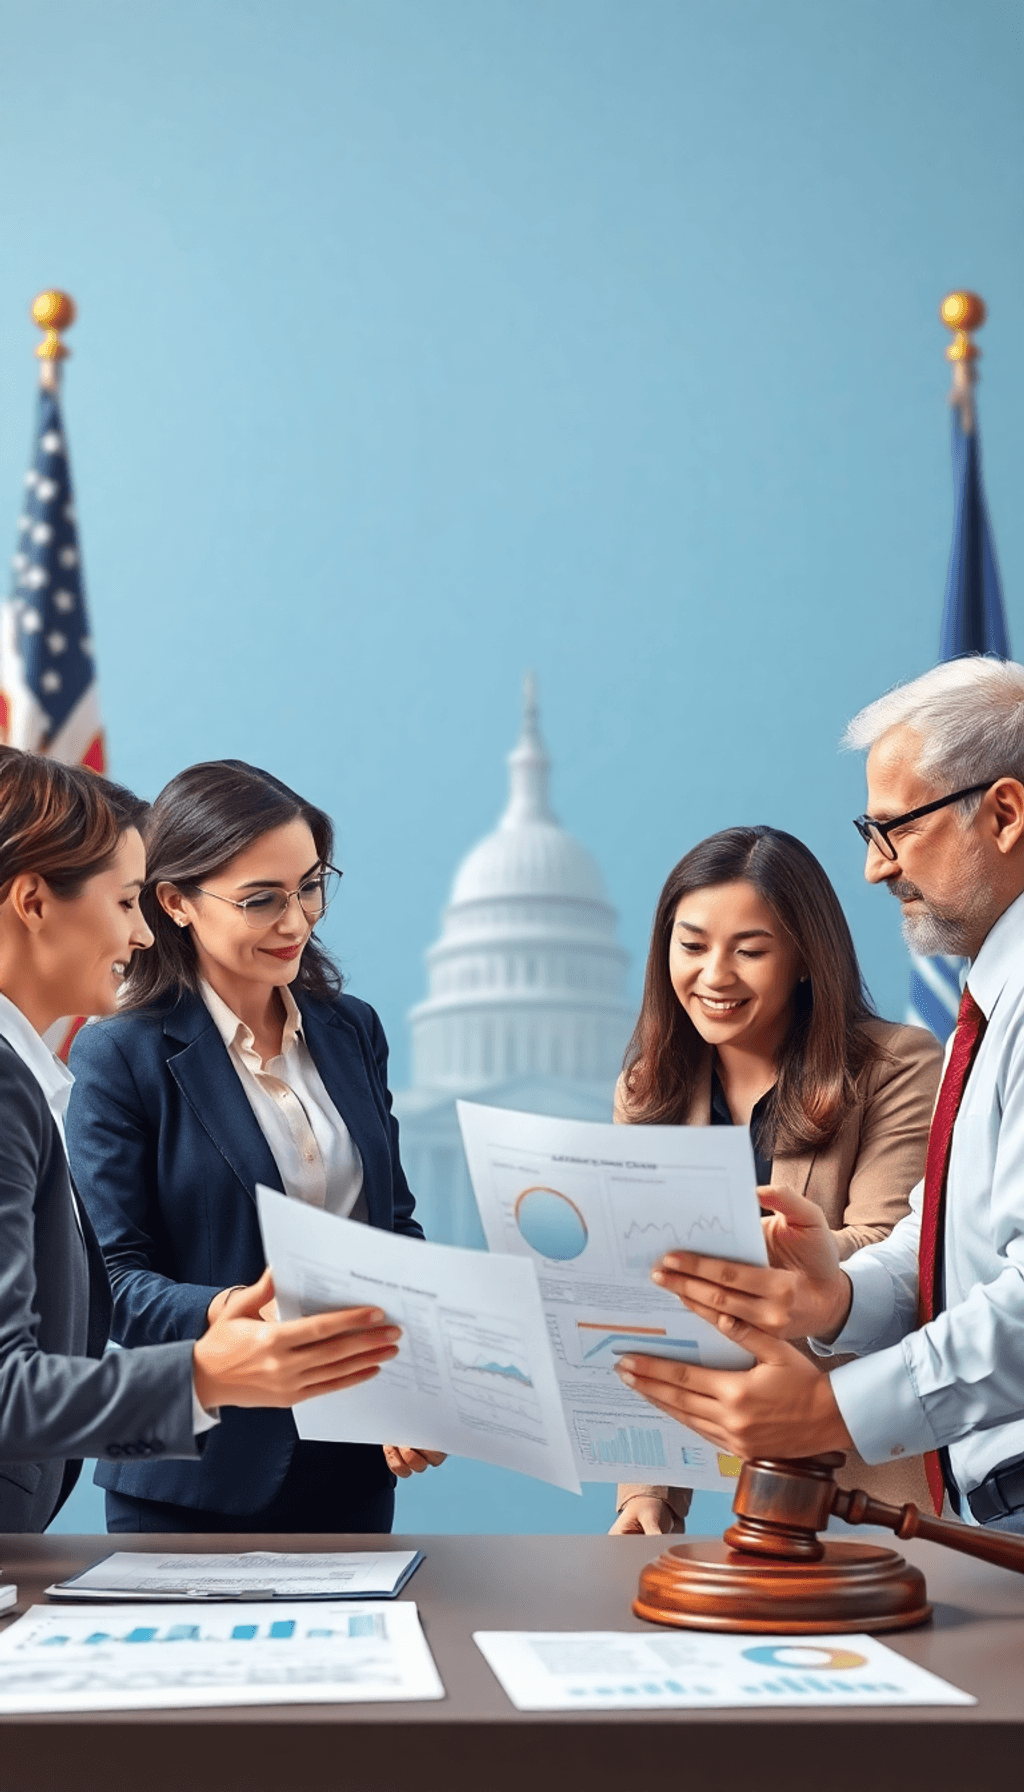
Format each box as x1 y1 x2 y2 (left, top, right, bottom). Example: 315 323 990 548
257 1186 581 1493
473 1630 975 1710
0 1601 444 1713
458 1102 767 1492
47 1549 423 1602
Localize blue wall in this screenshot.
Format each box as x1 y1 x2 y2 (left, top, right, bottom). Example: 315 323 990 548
2 0 1022 1534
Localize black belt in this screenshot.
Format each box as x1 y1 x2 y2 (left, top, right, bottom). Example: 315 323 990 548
967 1451 1024 1525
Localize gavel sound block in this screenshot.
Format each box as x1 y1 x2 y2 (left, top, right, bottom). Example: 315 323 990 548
634 1454 1024 1634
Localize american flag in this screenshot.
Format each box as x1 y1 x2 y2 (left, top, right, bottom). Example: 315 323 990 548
0 382 105 770
907 318 1009 1043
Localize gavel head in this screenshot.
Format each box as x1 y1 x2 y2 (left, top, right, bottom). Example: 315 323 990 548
723 1455 846 1561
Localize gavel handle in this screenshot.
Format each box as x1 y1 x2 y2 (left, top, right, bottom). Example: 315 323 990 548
832 1485 1024 1574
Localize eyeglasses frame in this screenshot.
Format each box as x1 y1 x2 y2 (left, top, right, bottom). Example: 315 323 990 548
188 864 343 928
852 783 994 861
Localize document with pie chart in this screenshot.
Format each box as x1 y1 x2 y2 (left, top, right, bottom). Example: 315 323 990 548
457 1102 767 1491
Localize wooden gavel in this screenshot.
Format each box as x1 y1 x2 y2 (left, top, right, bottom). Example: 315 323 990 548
724 1454 1024 1571
635 1454 1024 1633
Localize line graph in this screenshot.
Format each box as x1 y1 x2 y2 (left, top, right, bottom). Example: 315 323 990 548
609 1170 734 1272
573 1321 700 1366
442 1313 543 1435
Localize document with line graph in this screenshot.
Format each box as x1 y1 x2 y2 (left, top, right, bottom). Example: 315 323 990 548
457 1102 767 1492
257 1186 581 1493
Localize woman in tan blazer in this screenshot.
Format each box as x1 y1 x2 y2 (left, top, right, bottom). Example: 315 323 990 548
611 825 942 1534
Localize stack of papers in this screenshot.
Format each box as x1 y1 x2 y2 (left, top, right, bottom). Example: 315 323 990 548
47 1549 423 1602
0 1601 444 1713
473 1629 975 1710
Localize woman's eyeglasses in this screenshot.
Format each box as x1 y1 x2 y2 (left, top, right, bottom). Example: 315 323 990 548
191 866 342 928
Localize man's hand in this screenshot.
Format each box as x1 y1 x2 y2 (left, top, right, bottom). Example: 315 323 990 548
383 1447 448 1479
651 1187 853 1344
614 1314 853 1460
193 1269 402 1412
609 1496 675 1536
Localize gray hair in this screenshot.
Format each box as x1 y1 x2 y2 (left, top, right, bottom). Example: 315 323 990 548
843 657 1024 813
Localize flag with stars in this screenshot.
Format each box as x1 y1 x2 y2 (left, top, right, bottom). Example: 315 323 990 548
0 385 105 768
907 389 1010 1042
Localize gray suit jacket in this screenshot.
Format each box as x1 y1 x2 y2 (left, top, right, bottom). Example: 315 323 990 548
0 1038 199 1532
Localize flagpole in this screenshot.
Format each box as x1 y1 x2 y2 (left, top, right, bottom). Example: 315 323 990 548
31 288 76 396
940 289 985 432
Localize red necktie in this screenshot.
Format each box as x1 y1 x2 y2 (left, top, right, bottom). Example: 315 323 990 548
917 987 987 1513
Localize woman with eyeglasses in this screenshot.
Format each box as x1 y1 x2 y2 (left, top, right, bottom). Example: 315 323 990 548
608 825 943 1538
0 748 402 1534
67 759 443 1535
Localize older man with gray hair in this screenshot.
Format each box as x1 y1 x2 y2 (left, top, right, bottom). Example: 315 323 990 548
614 656 1024 1531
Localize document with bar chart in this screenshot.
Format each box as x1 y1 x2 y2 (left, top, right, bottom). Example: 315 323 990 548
0 1602 444 1713
458 1102 767 1491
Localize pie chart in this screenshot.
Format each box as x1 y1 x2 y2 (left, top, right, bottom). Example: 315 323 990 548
514 1186 588 1261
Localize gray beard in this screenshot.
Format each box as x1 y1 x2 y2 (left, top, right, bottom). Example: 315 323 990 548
901 909 973 957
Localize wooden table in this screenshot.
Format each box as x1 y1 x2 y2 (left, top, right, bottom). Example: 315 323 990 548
2 1531 1023 1792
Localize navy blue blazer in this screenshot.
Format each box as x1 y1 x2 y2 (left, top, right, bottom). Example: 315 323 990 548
66 988 422 1515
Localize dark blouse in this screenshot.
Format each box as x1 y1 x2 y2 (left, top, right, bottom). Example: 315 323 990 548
709 1066 774 1188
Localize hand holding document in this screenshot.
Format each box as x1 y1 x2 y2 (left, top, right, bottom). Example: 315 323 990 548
47 1549 423 1602
0 1602 443 1713
257 1186 581 1493
458 1102 767 1492
473 1630 974 1711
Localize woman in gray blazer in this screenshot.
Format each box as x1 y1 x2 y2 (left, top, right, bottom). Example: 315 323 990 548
0 746 401 1533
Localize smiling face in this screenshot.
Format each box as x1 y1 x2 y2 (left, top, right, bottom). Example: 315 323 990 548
669 879 806 1061
158 818 320 1012
46 827 153 1018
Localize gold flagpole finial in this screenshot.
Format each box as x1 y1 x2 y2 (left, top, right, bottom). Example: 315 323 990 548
31 290 77 389
940 291 986 429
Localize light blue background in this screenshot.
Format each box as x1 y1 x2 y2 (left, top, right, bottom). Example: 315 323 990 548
1 0 1022 1535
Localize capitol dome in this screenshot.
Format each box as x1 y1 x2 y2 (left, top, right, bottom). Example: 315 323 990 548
405 676 633 1098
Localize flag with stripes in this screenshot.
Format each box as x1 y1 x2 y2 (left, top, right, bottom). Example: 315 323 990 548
1 376 106 1062
907 390 1009 1041
0 384 105 769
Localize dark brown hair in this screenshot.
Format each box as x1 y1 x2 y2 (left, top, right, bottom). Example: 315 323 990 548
119 759 342 1010
0 745 148 903
622 826 880 1152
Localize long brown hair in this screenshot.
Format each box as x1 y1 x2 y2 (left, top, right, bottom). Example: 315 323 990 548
119 759 342 1010
622 826 880 1152
0 745 147 901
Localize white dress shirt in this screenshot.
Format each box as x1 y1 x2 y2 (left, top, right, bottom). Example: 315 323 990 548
819 886 1024 1511
200 981 366 1221
0 990 218 1436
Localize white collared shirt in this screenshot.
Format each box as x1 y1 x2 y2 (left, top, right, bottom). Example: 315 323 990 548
200 981 366 1221
821 885 1024 1511
0 991 218 1434
0 990 76 1143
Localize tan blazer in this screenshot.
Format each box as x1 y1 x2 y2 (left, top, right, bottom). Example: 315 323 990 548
617 1019 944 1526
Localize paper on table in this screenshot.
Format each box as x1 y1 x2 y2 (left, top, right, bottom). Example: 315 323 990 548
473 1630 976 1711
257 1185 581 1494
0 1601 444 1713
46 1549 423 1601
458 1102 767 1491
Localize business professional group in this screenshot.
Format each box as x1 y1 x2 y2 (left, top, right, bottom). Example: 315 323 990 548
2 653 1023 1543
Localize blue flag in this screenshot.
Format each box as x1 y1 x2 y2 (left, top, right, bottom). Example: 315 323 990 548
908 399 1009 1041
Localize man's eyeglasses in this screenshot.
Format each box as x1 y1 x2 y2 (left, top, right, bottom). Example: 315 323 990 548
852 785 992 862
192 866 342 928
